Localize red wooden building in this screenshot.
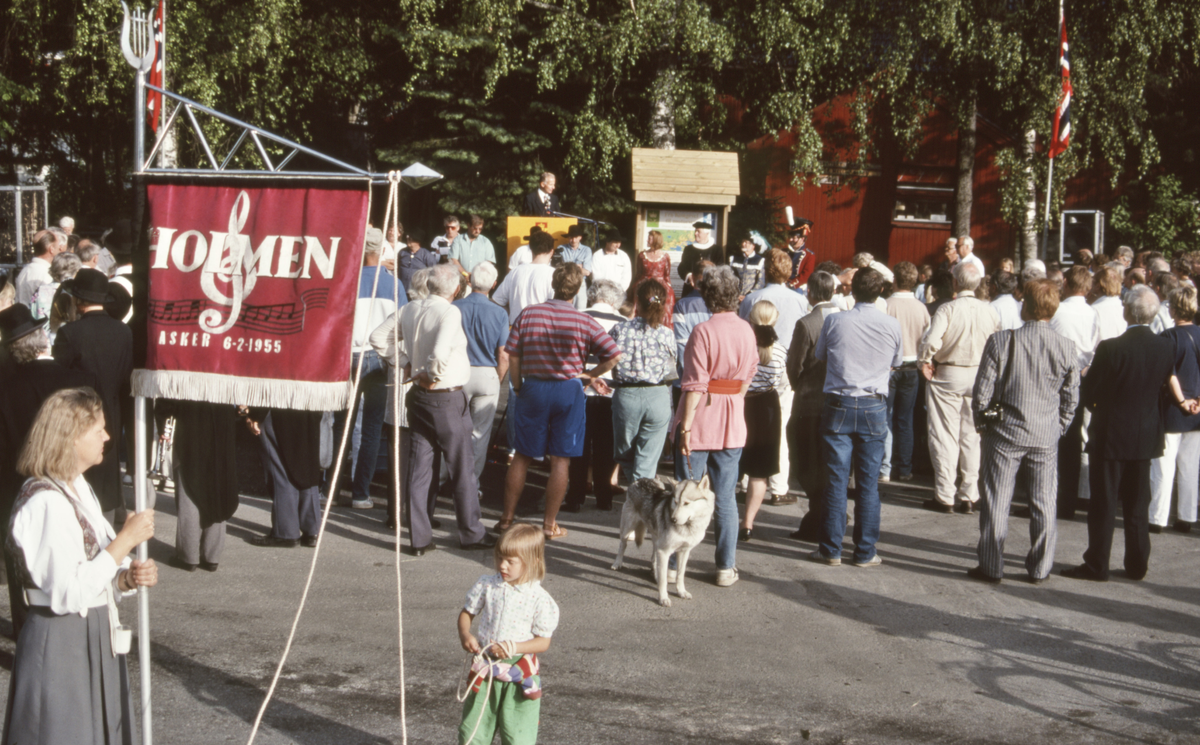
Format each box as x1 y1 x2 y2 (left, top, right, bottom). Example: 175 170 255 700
741 94 1116 272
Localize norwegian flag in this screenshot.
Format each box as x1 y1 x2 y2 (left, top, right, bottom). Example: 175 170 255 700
147 0 164 131
1049 8 1071 159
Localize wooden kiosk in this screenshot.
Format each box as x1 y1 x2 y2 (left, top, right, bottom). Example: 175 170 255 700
630 148 740 259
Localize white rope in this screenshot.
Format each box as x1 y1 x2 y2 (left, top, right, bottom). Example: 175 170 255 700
456 640 517 745
382 171 410 745
245 179 380 744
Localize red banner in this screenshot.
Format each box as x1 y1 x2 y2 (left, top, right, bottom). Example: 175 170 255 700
132 181 369 410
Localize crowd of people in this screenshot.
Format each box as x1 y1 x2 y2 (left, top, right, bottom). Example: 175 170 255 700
2 195 1198 743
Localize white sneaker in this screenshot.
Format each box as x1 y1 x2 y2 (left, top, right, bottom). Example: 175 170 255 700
715 568 739 587
666 569 677 583
350 499 374 510
122 474 133 485
850 554 883 568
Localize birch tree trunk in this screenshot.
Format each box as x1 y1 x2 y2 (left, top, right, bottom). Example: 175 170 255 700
651 65 676 150
952 94 976 238
1019 128 1039 264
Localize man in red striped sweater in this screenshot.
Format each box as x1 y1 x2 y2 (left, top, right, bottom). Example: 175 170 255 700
494 264 621 541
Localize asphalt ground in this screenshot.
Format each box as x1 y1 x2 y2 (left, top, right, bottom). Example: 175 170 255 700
0 453 1197 745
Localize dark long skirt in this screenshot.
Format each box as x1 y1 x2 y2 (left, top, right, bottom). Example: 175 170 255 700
2 605 137 745
740 390 782 479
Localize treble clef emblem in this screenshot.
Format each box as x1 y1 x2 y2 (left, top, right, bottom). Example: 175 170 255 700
199 191 256 335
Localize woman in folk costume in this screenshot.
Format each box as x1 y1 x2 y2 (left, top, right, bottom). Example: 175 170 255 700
4 386 158 744
633 230 675 327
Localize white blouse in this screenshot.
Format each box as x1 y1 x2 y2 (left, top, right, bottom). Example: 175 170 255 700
10 475 132 616
463 573 559 645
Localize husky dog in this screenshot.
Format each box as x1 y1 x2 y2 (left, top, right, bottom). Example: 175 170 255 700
611 475 715 607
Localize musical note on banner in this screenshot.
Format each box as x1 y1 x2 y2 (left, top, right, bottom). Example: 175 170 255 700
151 296 317 335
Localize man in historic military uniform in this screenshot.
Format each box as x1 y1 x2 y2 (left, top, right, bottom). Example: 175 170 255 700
786 218 816 290
678 221 721 296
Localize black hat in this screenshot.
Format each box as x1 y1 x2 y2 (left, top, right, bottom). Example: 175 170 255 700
603 230 624 245
0 304 48 345
565 224 588 238
61 267 113 304
692 221 714 230
788 218 814 235
523 225 544 241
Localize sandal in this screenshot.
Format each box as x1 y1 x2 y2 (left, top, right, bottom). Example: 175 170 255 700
491 519 514 535
543 524 569 540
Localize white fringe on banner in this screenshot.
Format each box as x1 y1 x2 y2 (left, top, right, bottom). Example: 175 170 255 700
131 369 351 412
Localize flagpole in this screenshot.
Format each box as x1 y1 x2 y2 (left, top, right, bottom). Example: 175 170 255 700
1041 0 1066 262
159 0 166 133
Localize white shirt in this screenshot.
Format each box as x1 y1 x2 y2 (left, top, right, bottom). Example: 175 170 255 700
463 573 559 645
10 475 132 617
991 294 1024 331
1049 295 1102 370
833 294 887 313
537 189 553 211
960 252 985 275
15 256 52 307
493 262 555 323
1151 302 1174 334
430 234 454 257
591 249 632 293
1092 295 1127 340
868 261 894 282
509 245 532 268
370 295 470 389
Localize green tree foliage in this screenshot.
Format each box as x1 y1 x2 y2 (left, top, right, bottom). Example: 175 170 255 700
2 0 1196 250
1111 174 1200 254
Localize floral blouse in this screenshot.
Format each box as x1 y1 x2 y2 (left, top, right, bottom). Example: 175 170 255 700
609 317 676 385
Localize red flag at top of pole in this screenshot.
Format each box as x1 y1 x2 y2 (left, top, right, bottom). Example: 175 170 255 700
147 0 164 131
1049 8 1071 159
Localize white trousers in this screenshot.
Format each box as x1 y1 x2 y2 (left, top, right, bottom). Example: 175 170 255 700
770 389 795 496
926 365 981 505
1149 430 1200 526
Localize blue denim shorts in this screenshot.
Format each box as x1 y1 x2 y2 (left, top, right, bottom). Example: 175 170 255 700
510 378 587 458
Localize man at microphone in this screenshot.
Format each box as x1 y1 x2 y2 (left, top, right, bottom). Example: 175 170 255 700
522 172 560 217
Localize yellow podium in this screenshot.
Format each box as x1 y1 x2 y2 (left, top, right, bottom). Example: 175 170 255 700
505 216 577 258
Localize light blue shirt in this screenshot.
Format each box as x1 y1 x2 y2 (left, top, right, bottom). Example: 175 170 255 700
449 233 496 273
557 243 593 272
738 282 811 350
815 303 903 397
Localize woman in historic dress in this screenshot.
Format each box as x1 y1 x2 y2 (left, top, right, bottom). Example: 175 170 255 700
633 230 674 327
4 386 157 745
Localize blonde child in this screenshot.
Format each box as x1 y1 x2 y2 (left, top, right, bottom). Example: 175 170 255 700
457 524 559 745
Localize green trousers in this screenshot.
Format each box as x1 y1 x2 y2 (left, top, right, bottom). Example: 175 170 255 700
458 676 541 745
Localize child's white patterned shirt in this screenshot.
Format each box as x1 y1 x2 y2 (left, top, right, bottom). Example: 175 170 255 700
463 573 559 645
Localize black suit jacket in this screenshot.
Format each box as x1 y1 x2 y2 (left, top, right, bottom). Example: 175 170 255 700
521 190 560 217
0 359 95 517
52 310 133 509
1082 325 1176 461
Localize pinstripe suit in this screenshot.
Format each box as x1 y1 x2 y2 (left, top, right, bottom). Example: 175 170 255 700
971 322 1079 580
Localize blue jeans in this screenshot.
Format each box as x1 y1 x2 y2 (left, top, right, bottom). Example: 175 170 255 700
884 367 920 478
682 448 743 570
335 350 387 501
819 394 886 563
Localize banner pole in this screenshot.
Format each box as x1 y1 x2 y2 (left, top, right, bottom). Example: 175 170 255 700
133 395 152 745
1040 156 1055 261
